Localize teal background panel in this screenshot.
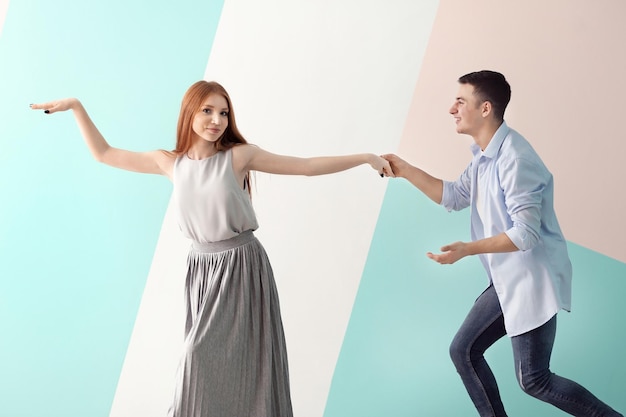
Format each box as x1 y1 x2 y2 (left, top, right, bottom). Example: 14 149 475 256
324 179 626 417
0 1 224 416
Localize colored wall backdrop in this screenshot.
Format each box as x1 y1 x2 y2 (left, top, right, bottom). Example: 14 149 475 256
0 0 223 416
0 1 624 417
326 0 626 416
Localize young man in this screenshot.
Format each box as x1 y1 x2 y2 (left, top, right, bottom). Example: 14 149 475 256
383 70 622 417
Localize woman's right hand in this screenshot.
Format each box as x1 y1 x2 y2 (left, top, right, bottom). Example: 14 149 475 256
30 98 80 114
30 96 174 177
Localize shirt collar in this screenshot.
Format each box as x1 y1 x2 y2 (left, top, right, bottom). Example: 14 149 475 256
470 121 510 158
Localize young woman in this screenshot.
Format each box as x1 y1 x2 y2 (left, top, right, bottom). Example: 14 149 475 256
30 80 393 417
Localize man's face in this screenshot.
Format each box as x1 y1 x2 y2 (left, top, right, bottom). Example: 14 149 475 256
449 83 485 136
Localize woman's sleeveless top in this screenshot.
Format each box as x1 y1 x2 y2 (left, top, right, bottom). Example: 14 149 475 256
173 148 258 243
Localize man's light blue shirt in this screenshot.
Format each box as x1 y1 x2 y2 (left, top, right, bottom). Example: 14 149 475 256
441 121 572 336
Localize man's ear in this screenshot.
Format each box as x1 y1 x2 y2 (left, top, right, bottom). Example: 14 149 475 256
481 101 492 118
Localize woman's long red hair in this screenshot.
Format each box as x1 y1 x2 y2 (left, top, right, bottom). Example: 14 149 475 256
174 80 248 155
173 81 252 193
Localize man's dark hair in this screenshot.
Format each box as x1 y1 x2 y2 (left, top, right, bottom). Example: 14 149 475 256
458 70 511 122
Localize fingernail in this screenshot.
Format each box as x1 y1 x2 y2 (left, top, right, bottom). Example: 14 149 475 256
29 103 33 107
44 110 50 114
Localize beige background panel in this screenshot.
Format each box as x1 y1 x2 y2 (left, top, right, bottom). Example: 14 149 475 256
398 0 626 263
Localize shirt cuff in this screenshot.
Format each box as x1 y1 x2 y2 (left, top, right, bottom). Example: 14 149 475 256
440 180 454 210
505 226 537 251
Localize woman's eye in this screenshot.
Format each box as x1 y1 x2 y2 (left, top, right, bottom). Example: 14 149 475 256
220 111 229 117
202 108 211 114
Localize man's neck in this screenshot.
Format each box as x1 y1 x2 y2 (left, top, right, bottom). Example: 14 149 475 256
473 120 503 151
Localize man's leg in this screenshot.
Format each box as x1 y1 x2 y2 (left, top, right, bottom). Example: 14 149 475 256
450 285 508 417
511 315 623 417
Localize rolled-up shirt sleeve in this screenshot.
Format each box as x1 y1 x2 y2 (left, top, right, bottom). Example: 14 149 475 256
441 164 472 212
500 157 547 251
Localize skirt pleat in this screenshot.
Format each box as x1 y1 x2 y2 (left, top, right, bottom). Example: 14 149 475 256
168 231 293 417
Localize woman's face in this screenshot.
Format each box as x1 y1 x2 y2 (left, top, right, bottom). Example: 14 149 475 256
191 93 229 143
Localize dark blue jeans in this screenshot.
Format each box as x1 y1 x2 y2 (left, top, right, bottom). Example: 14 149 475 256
449 285 623 417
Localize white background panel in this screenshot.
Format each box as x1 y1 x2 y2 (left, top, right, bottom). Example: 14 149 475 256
203 1 438 415
111 1 439 416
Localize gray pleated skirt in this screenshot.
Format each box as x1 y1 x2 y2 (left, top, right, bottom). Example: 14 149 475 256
168 230 293 417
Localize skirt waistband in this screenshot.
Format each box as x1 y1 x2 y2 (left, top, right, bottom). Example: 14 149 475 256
191 230 256 253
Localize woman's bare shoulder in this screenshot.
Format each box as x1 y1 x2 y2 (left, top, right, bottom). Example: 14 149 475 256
231 143 260 172
153 149 177 178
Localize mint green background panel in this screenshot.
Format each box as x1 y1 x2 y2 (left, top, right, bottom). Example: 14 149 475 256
0 1 224 416
325 179 626 416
